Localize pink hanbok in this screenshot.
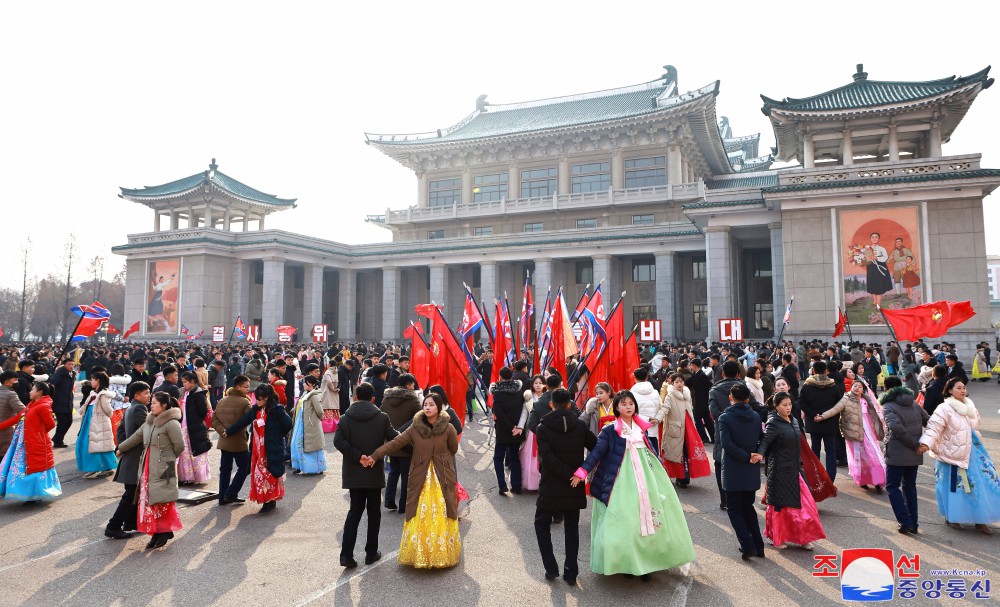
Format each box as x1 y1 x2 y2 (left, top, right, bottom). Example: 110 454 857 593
765 475 827 546
176 394 211 483
846 390 887 488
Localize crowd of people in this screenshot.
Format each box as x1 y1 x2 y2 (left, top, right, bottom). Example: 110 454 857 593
0 335 998 582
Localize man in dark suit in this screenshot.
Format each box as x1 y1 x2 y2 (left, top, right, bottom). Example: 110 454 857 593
686 358 714 444
718 383 765 560
106 382 150 538
49 358 76 448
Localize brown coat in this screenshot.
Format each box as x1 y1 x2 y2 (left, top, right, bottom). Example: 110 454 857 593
212 387 252 452
372 410 459 521
298 388 326 453
117 407 184 505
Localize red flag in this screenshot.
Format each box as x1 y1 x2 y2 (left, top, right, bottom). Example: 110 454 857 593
623 329 641 386
881 301 975 341
122 321 140 340
419 304 472 428
547 291 566 378
603 301 626 390
406 323 431 390
107 324 121 335
0 326 4 338
490 300 507 387
517 276 533 358
832 307 847 339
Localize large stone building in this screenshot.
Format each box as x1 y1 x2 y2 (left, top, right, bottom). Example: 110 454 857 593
114 64 998 352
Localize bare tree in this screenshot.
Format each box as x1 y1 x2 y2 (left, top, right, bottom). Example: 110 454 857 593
88 255 105 302
61 234 78 339
19 238 34 340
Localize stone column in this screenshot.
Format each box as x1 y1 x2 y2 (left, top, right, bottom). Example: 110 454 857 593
381 266 400 340
231 260 251 323
153 212 160 232
337 268 355 340
187 206 196 228
508 163 520 200
480 261 498 308
223 208 231 231
462 169 472 205
204 206 214 230
242 211 249 232
558 156 570 195
841 129 854 165
611 149 624 189
534 258 553 333
704 226 733 342
303 264 324 328
655 252 676 342
416 172 428 208
667 145 682 185
769 222 786 338
259 214 266 230
888 123 899 161
429 264 449 310
803 134 815 168
592 254 611 292
169 211 179 230
929 120 943 157
261 258 285 341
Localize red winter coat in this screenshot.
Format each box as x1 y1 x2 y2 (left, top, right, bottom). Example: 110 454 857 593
0 395 56 474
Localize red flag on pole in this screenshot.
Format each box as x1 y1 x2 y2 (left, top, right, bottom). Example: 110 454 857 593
122 321 140 340
405 322 431 390
547 290 567 378
417 303 473 428
603 300 626 390
623 328 641 384
832 307 848 339
880 300 975 341
106 324 121 335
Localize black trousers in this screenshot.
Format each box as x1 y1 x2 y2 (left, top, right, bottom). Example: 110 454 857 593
384 456 410 511
725 490 763 555
219 450 251 500
341 488 381 559
534 507 580 578
108 484 137 531
693 405 714 443
715 462 727 507
52 408 72 446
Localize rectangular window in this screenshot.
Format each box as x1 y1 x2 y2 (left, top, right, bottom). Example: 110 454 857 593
693 303 707 333
632 258 655 282
293 267 304 289
473 173 508 202
625 156 666 188
523 222 543 233
692 258 706 280
754 303 774 331
753 253 773 278
632 214 654 226
474 226 493 236
429 177 462 207
575 261 593 285
472 265 481 288
253 262 264 285
571 161 610 193
576 218 597 229
633 305 657 324
520 167 558 198
427 229 445 240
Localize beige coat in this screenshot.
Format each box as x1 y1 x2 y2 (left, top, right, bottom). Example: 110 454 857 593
920 396 980 469
298 388 326 453
661 384 692 463
320 366 339 411
85 389 116 454
820 392 885 443
118 408 184 505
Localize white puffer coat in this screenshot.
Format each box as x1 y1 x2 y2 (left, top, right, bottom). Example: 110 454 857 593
630 381 665 438
85 389 117 453
919 396 980 469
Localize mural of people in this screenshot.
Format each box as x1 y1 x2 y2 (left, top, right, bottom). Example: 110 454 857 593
147 259 180 334
841 208 922 325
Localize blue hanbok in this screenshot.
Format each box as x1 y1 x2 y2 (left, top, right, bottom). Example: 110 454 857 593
0 421 62 502
291 405 327 475
934 432 1000 525
75 401 118 473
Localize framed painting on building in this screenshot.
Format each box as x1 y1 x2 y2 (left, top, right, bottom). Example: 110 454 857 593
146 258 181 334
840 207 922 325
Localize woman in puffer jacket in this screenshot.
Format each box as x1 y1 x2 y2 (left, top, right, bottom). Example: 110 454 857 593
659 374 711 487
76 371 119 478
814 378 886 492
919 378 1000 534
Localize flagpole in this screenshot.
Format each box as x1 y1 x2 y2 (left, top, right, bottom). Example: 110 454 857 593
569 282 593 323
57 314 88 363
565 293 622 391
774 295 794 350
843 307 855 343
226 315 239 346
877 305 900 345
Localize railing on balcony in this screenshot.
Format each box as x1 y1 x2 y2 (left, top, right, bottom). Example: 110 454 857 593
382 181 706 225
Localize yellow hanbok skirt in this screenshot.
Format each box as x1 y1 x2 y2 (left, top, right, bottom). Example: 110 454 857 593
398 461 462 569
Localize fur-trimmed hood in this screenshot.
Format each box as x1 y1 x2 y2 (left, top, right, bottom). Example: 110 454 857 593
804 375 836 388
490 379 522 395
412 410 452 438
879 385 914 406
383 386 421 401
146 407 182 426
943 396 977 418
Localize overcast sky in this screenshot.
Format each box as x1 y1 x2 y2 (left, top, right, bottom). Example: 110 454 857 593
2 1 998 291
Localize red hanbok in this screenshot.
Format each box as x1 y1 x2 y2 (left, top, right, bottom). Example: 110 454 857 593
799 432 838 502
661 416 712 480
136 447 182 535
249 408 284 504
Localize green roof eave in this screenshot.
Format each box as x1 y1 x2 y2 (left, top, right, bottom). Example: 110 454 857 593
682 199 765 210
762 169 1000 193
120 169 296 207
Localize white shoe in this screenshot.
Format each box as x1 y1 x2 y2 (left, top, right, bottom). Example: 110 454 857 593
775 543 787 550
765 537 773 545
801 542 815 550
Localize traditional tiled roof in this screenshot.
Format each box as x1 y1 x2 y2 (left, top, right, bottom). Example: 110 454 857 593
763 168 1000 193
761 65 993 114
706 173 778 190
682 199 765 210
120 160 296 207
736 156 774 172
723 133 759 156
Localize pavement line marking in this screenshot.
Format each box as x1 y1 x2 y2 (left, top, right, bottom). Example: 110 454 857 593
0 538 106 573
289 550 399 607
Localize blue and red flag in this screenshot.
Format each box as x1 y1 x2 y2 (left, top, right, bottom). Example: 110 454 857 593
234 315 247 339
457 293 484 353
517 274 534 357
69 301 111 341
580 285 608 359
180 324 190 336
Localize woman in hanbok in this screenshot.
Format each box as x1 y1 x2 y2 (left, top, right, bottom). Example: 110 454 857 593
116 391 184 550
290 375 327 475
0 382 61 503
758 391 826 550
864 232 892 307
919 379 1000 534
177 372 212 484
970 347 991 382
518 375 546 491
225 384 293 513
815 379 886 492
76 371 118 478
573 390 695 579
371 393 461 568
659 374 711 488
581 382 616 437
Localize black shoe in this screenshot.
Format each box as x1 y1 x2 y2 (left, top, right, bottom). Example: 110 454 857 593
623 573 635 579
720 503 728 511
52 442 67 448
340 556 358 568
741 551 753 561
385 502 398 510
563 575 577 586
511 489 522 495
229 497 246 504
364 551 382 565
860 484 871 490
145 537 158 551
909 527 919 534
544 570 559 581
756 549 765 558
104 528 133 540
498 489 508 496
897 525 911 534
260 501 276 513
875 486 883 494
152 534 170 549
837 461 848 468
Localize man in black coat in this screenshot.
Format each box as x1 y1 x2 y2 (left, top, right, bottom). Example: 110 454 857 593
106 382 150 539
511 360 531 385
49 358 76 448
338 360 354 411
717 383 765 560
158 365 182 400
536 388 597 585
14 359 35 405
128 359 152 389
333 382 399 568
369 364 389 408
686 358 714 444
490 368 524 496
944 354 969 386
708 360 764 510
799 360 844 482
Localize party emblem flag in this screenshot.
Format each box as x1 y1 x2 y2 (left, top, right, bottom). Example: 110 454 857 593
880 300 975 341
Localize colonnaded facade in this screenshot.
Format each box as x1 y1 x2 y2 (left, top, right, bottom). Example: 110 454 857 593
113 64 999 352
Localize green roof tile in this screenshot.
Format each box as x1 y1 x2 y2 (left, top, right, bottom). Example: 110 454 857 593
707 174 778 190
761 66 993 114
763 169 1000 193
682 199 764 210
120 166 296 207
